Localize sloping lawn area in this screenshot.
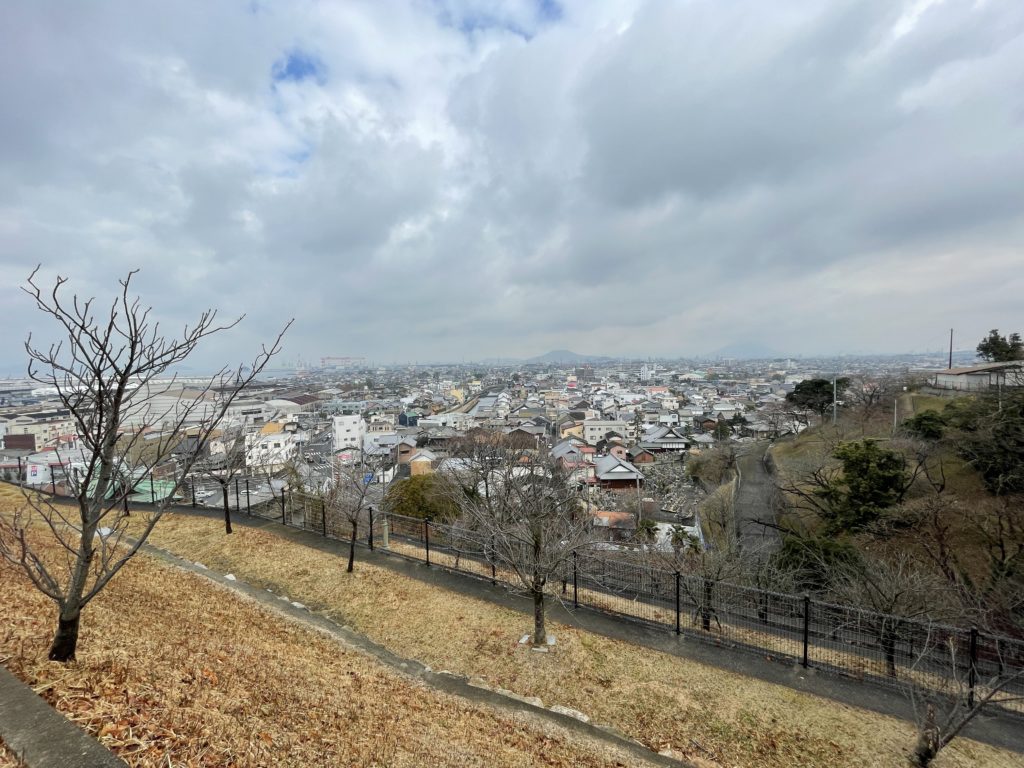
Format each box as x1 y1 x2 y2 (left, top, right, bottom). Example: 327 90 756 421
0 501 663 766
136 510 1018 768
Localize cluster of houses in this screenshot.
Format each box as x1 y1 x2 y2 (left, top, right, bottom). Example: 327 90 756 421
0 363 812 538
4 352 1019 548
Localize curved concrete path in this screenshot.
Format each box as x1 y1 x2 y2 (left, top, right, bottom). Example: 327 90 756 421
734 441 780 556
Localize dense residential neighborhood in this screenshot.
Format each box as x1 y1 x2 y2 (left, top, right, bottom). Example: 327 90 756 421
0 350 988 549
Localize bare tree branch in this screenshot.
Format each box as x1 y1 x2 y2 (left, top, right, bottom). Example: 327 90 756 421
0 267 290 661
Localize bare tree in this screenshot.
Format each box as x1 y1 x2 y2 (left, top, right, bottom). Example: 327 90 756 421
895 494 963 591
761 402 808 438
961 496 1024 634
844 375 901 432
828 553 954 678
445 440 595 645
0 268 289 661
906 630 1023 767
190 423 249 534
329 452 391 573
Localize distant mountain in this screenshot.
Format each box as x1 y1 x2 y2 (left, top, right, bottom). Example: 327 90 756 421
708 342 785 360
525 349 614 364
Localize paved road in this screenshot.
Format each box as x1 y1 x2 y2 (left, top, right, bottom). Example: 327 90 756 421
734 441 780 557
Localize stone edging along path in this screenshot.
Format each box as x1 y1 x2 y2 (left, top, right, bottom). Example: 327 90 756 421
190 508 1024 756
0 483 682 767
3 486 1021 760
0 664 126 768
0 538 686 768
139 540 691 768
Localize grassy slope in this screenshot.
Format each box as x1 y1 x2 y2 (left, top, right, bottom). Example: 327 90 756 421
131 511 1017 768
0 739 22 768
0 495 661 768
769 396 996 575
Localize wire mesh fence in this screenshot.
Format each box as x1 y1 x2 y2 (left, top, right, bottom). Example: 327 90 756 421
365 510 1024 718
11 474 1018 718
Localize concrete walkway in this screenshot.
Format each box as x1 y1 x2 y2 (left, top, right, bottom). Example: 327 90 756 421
141 535 685 767
162 507 1024 756
734 441 780 556
0 665 125 768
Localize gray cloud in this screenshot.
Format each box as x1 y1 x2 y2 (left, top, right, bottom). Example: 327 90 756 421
1 0 1022 371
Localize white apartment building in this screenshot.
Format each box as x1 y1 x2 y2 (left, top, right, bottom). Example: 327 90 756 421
582 419 630 445
245 426 300 472
333 414 366 453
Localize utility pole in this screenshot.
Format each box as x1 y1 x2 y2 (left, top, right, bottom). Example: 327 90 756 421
832 377 838 426
949 328 953 370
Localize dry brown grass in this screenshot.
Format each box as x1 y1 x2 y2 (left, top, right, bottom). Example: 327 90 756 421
0 738 25 768
132 510 1020 768
0 500 664 766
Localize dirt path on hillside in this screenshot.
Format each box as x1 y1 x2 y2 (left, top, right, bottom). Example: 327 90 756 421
734 441 780 556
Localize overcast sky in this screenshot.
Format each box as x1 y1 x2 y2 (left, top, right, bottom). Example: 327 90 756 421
1 0 1022 371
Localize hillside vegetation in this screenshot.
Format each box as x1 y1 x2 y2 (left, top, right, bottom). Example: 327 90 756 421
770 387 1022 635
114 509 1019 768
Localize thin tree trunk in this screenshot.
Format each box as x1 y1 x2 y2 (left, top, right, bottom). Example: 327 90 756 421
701 578 713 631
222 485 232 534
347 520 357 573
912 704 939 767
48 613 81 661
532 583 546 645
50 528 96 662
885 641 897 678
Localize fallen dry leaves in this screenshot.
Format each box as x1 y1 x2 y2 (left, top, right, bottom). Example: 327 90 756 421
138 511 1022 768
0 498 663 767
0 738 25 768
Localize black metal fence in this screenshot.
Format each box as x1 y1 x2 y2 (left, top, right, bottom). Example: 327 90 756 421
239 492 1024 718
8 477 1022 717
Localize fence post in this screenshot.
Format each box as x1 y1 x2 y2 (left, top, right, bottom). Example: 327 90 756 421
368 506 375 551
150 483 155 504
572 551 579 609
191 484 196 508
802 594 811 669
17 457 22 483
245 478 250 515
968 627 978 709
321 500 327 537
280 489 286 524
675 571 681 635
51 477 56 495
235 479 240 511
424 518 431 567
